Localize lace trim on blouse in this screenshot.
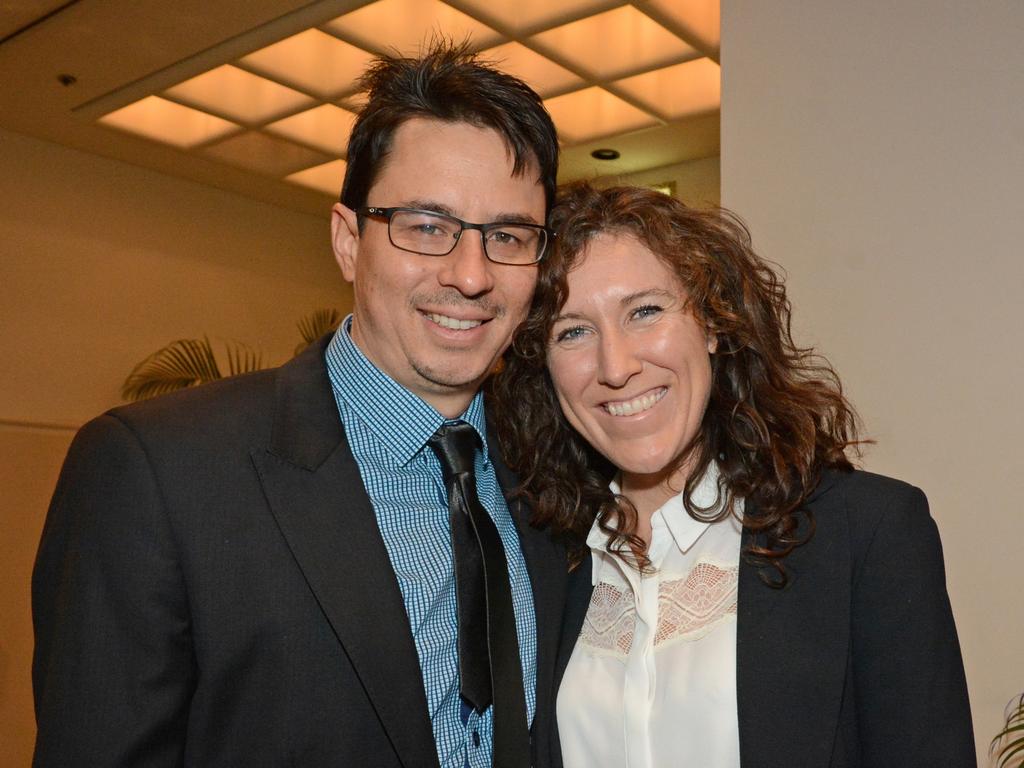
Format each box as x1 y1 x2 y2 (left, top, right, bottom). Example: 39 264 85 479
578 560 738 659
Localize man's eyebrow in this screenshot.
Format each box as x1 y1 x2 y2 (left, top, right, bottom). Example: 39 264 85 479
402 200 541 226
489 213 543 226
403 200 456 217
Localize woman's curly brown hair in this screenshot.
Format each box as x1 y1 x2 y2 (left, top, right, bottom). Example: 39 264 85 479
490 183 861 583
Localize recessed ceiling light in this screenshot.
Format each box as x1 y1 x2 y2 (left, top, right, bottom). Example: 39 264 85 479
591 148 620 160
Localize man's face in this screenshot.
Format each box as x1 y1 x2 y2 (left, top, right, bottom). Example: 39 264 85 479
332 118 545 417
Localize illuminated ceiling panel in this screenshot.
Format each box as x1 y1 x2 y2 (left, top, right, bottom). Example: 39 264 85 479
165 65 313 124
456 0 605 33
287 159 348 196
544 87 658 144
614 58 721 121
239 30 376 98
266 104 357 156
642 0 720 51
323 0 503 56
531 6 697 80
481 42 583 97
82 0 719 208
201 131 333 177
99 96 239 148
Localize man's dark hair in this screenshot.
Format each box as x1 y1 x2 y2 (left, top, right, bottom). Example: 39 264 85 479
340 40 559 213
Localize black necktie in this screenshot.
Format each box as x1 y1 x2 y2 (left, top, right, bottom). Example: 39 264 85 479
428 422 531 767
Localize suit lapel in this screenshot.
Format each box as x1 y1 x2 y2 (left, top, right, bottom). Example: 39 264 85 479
490 449 568 661
489 440 570 768
556 558 594 687
735 481 850 768
251 337 438 768
489 449 568 692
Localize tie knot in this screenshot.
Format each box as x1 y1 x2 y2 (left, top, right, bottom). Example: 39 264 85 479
428 421 480 484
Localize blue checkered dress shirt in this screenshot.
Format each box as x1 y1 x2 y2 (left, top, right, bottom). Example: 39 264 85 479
324 319 537 768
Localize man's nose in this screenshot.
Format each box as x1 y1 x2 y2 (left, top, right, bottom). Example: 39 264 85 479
437 230 495 297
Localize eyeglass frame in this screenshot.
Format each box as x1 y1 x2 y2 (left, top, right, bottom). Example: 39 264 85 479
355 206 552 265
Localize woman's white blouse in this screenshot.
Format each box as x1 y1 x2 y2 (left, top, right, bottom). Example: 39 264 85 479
557 469 743 768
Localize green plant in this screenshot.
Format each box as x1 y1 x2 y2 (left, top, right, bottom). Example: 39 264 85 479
122 309 342 402
121 337 263 402
295 307 344 355
992 693 1024 768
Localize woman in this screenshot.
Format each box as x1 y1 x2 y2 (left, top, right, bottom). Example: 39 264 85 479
492 184 975 767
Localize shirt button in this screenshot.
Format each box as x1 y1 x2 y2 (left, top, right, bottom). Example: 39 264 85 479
472 731 481 747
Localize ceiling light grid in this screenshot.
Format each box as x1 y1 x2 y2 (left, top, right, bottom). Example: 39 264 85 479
96 0 720 196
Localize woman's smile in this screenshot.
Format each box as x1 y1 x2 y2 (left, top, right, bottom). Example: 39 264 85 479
601 386 668 417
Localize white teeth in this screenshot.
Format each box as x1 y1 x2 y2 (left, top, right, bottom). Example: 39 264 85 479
428 313 483 330
604 388 666 417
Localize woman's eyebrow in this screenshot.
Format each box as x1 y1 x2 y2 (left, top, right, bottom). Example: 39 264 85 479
619 288 678 306
551 288 679 322
552 311 587 323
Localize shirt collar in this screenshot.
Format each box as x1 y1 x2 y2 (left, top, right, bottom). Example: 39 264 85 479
325 316 490 466
588 463 726 580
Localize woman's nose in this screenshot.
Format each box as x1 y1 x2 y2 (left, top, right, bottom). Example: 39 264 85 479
597 330 642 388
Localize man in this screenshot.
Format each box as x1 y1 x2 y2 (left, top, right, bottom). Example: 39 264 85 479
32 43 565 768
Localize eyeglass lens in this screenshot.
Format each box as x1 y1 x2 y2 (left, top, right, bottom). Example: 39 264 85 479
388 210 544 265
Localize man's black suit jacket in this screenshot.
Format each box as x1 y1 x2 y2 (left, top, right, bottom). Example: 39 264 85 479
552 470 976 767
32 336 569 767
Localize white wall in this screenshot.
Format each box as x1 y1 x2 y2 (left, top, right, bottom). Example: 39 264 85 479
721 1 1024 762
0 127 350 765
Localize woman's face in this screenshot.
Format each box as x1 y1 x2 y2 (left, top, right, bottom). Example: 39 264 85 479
546 232 715 484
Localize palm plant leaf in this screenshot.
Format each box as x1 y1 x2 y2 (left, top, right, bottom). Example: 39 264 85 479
121 337 223 402
992 693 1024 768
295 308 343 355
225 341 264 376
123 310 340 402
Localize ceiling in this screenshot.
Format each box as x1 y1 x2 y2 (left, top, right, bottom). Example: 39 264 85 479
0 0 719 217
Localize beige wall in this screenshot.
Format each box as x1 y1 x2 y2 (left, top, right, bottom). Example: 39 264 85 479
0 127 350 765
721 1 1024 762
0 426 73 765
599 155 721 208
1 128 349 427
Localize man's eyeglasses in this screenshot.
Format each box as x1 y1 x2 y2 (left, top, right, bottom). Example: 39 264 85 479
356 207 550 266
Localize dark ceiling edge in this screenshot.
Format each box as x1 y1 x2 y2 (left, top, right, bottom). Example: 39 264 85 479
0 0 82 46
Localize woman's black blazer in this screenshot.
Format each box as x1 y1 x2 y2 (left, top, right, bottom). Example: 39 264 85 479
550 469 976 768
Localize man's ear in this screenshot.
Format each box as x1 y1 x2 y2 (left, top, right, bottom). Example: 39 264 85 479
331 203 360 282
